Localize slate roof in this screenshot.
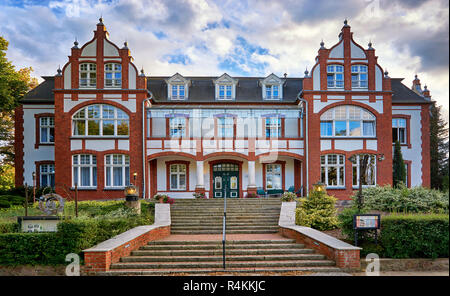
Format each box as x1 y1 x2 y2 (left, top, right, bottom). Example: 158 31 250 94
20 76 431 105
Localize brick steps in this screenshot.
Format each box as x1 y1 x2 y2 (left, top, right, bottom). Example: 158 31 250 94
121 254 326 262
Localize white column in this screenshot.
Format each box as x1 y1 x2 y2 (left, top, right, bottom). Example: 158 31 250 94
248 161 256 188
196 161 205 189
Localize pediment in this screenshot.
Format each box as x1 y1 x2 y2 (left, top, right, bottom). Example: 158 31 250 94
260 73 283 85
214 73 238 85
166 73 189 85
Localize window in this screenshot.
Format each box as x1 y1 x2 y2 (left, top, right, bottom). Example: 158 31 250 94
265 85 280 99
79 63 96 87
40 164 55 188
170 164 186 190
169 117 186 137
105 63 122 87
266 164 282 190
72 154 97 188
265 117 281 138
217 117 234 138
218 85 232 100
327 65 344 88
321 154 345 187
171 84 185 100
320 105 375 137
392 118 407 144
40 117 54 143
351 65 368 88
105 154 130 188
351 154 376 187
72 104 129 136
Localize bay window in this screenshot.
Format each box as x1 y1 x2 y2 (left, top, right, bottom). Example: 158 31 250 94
73 154 97 188
321 154 345 187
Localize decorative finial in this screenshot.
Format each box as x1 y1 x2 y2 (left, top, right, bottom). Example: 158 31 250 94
320 39 325 49
368 40 373 49
98 16 103 25
415 74 418 80
304 67 309 77
384 69 389 77
56 65 62 76
424 85 428 90
123 41 128 49
344 19 349 26
284 73 287 78
140 67 145 76
72 37 79 49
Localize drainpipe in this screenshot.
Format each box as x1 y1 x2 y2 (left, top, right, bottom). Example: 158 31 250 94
142 93 153 199
297 93 309 196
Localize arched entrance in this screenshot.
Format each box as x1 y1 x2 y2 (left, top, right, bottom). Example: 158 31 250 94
212 162 239 198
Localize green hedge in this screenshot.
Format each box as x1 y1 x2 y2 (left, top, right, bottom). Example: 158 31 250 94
0 202 155 265
380 214 449 259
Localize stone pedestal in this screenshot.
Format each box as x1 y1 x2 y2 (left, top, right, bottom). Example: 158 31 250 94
125 199 141 215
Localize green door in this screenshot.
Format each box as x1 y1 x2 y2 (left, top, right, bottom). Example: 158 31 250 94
212 163 239 198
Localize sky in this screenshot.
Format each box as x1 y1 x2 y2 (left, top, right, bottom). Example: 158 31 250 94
0 0 448 121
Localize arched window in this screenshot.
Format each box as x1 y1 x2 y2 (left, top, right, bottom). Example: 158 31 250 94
320 105 376 137
105 154 130 188
72 104 129 136
79 63 96 87
105 63 122 87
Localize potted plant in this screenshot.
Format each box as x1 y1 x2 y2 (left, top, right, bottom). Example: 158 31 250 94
245 192 259 198
153 194 169 203
193 192 206 199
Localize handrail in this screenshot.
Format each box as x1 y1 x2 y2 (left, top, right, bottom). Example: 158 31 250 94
222 184 227 269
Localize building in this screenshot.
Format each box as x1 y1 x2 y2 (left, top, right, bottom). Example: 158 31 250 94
14 19 432 201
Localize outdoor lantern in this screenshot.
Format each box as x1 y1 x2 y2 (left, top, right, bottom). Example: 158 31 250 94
124 185 139 201
378 154 385 162
313 181 325 192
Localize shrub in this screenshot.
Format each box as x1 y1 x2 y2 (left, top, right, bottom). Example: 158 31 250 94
380 214 449 259
193 192 206 199
295 189 339 231
0 221 19 234
281 192 296 202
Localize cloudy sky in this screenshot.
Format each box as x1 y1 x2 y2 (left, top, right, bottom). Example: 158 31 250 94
0 0 448 119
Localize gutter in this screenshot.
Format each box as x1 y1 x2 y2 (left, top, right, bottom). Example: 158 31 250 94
142 93 153 199
296 93 309 196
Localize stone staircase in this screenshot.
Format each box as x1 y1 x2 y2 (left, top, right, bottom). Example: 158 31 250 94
105 239 342 275
170 198 282 234
100 198 344 275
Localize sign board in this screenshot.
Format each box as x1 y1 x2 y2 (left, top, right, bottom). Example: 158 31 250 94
17 216 65 233
353 214 380 230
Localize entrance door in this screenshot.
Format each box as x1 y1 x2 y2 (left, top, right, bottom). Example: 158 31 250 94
212 163 239 198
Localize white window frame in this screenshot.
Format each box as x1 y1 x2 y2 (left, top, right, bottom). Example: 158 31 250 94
266 164 282 190
217 117 234 138
351 65 368 88
79 63 97 88
72 154 97 188
169 117 186 137
265 84 280 100
351 154 377 188
392 118 407 144
105 154 130 188
320 105 376 138
171 84 186 100
169 164 186 190
321 154 345 188
104 63 122 88
218 84 233 100
40 117 55 143
40 164 55 188
72 104 129 137
265 117 281 138
327 65 344 88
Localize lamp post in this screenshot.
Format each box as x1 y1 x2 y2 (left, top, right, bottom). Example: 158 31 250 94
313 181 326 193
124 173 140 214
32 172 36 203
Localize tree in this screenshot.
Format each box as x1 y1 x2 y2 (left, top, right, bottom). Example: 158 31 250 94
393 140 406 187
0 36 38 166
429 102 449 190
296 188 339 231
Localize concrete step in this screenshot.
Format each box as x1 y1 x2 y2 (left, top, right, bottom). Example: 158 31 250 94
110 259 336 270
120 254 326 263
101 266 342 276
131 248 315 257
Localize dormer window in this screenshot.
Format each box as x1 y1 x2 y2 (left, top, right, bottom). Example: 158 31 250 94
166 73 189 100
214 74 237 101
105 63 122 87
219 85 232 100
171 84 185 100
80 63 96 88
327 65 344 88
265 85 279 99
351 65 368 88
261 74 283 100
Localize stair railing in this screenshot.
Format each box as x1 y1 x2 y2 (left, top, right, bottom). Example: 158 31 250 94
222 184 227 269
